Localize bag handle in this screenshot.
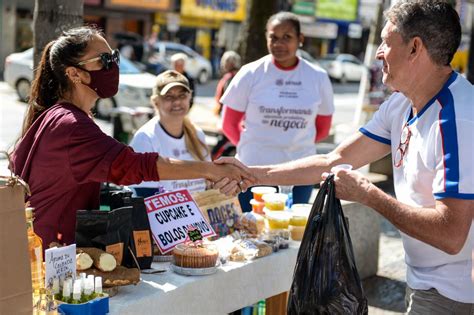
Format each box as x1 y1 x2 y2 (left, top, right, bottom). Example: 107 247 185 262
0 151 31 196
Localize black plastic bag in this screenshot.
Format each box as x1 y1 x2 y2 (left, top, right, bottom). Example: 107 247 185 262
107 191 154 269
75 206 133 266
288 174 368 315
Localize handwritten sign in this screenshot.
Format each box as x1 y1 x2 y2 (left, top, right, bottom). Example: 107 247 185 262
44 244 76 289
144 189 216 254
186 225 203 243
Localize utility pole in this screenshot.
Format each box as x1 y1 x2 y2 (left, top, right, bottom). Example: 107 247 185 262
33 0 83 69
352 1 385 129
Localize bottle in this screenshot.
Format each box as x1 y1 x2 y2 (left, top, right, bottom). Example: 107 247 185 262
61 279 71 303
94 277 103 296
278 185 294 208
71 280 82 304
33 288 58 315
26 207 44 292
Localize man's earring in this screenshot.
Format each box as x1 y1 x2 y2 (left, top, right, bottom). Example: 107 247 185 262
299 42 303 48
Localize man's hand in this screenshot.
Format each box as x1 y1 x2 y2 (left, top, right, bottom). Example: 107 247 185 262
321 168 373 204
212 157 255 196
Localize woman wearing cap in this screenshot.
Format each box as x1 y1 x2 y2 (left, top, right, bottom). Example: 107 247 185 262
129 70 211 197
220 12 334 211
11 26 251 248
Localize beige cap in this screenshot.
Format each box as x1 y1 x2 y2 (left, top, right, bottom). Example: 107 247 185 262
154 70 191 96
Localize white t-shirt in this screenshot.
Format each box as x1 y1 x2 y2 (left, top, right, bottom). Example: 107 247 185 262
220 54 334 166
361 72 474 303
129 116 210 193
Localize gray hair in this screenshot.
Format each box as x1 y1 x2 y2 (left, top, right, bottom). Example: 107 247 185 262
221 51 241 70
384 0 461 66
170 53 188 65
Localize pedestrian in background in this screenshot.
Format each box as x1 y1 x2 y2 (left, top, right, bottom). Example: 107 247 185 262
211 51 241 160
129 70 211 197
171 53 195 108
220 12 334 211
217 1 474 313
10 26 251 248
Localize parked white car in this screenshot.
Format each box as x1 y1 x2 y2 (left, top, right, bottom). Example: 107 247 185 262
3 48 155 119
147 41 212 83
317 54 367 83
4 48 34 102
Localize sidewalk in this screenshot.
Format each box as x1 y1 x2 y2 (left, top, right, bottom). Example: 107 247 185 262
362 180 407 314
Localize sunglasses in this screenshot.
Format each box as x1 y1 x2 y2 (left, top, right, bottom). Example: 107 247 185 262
77 49 120 70
394 122 411 168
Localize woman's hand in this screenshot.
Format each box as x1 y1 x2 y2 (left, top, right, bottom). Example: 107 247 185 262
212 157 256 196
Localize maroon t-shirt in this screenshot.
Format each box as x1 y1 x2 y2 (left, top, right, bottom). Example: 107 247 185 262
12 103 159 246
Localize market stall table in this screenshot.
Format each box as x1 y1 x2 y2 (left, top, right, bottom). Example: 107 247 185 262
109 242 300 314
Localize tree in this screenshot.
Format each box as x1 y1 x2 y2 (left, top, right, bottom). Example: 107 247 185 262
33 0 84 68
236 0 288 64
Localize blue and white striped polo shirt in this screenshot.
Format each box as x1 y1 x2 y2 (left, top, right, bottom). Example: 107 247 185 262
360 72 473 303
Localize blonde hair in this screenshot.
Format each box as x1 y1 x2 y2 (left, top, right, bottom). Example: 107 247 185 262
150 94 209 162
183 117 209 161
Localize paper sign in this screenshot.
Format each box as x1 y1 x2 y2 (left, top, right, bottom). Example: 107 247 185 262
144 189 216 254
45 244 76 289
133 230 152 257
106 242 124 265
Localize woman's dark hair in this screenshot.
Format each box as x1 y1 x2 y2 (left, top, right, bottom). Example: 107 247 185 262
266 11 301 36
22 26 103 137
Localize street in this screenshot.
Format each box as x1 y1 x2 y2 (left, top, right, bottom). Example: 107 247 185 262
0 79 361 175
0 79 406 314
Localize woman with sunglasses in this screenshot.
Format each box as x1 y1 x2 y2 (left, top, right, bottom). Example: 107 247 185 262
10 26 251 248
129 70 211 197
220 12 335 211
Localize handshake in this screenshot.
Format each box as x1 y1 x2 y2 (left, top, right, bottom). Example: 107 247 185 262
207 157 258 196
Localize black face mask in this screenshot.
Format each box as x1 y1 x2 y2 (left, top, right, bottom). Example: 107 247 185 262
83 62 120 98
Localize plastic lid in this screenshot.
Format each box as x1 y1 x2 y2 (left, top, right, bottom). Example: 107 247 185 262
249 199 265 205
250 186 277 194
262 193 288 203
263 209 292 221
290 204 311 217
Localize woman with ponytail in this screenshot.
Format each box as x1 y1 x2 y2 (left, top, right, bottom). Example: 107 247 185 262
129 70 211 197
11 27 251 248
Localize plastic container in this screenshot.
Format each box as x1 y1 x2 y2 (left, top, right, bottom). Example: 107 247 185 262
251 187 277 202
264 209 291 230
250 199 265 215
57 296 109 315
262 193 288 211
289 204 311 227
289 225 305 241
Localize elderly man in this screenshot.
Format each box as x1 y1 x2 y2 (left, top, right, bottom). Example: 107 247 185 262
217 1 473 313
170 53 196 107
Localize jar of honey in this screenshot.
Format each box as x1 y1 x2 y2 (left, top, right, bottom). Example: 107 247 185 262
251 186 277 202
262 193 288 211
